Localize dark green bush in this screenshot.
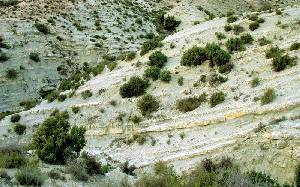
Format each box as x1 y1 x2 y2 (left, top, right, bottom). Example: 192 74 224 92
208 73 228 86
81 153 103 175
177 76 184 86
224 24 233 32
261 88 276 105
215 32 226 40
176 93 207 112
137 94 159 116
121 161 136 176
0 52 9 62
81 90 93 99
272 54 297 72
6 69 18 79
140 37 163 55
31 111 86 164
249 21 260 31
15 167 45 186
163 16 181 32
232 25 244 35
209 92 225 107
159 70 172 83
148 51 168 68
225 37 245 52
34 23 50 34
0 170 11 181
29 52 40 62
295 163 300 187
258 37 271 46
240 33 254 44
10 114 20 123
57 94 67 102
126 51 137 61
120 76 149 98
227 16 238 23
72 106 80 114
13 123 26 135
180 46 207 66
205 43 231 66
290 42 300 51
144 66 161 81
248 14 259 21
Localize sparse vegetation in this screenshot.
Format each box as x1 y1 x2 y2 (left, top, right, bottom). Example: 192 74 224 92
29 52 40 62
140 37 163 55
81 90 93 99
34 23 50 34
15 167 45 186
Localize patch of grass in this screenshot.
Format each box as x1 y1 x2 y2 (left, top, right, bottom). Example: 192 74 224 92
249 21 260 31
57 94 67 102
227 15 238 23
176 93 207 113
261 88 276 105
19 100 37 110
265 46 284 59
215 32 226 40
15 167 45 186
0 151 27 169
209 92 225 107
137 94 159 116
177 76 184 86
232 25 244 35
250 77 260 88
258 37 271 46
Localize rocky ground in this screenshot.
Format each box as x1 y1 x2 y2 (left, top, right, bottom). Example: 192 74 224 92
0 0 300 186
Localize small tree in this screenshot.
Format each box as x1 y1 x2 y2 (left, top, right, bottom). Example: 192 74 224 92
31 111 86 164
137 94 159 116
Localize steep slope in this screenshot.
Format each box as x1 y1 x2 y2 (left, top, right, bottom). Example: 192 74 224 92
0 6 299 185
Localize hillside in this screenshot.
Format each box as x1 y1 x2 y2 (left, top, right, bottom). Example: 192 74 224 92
0 1 300 187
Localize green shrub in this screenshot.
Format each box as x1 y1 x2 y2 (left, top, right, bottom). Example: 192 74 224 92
72 106 80 114
176 93 207 112
272 54 297 72
126 52 137 61
140 37 163 55
107 61 117 71
92 63 105 76
137 94 159 116
163 16 181 32
180 46 207 66
225 37 245 52
15 167 45 186
177 76 184 86
290 42 300 51
247 171 281 187
6 69 18 79
57 94 67 102
208 73 228 86
10 114 21 123
265 46 284 59
215 32 226 40
276 9 283 15
240 33 254 44
261 88 276 105
249 21 260 31
121 161 136 176
31 111 86 164
250 77 260 87
66 160 89 181
0 152 27 169
48 169 65 180
258 37 271 46
148 51 168 68
144 66 161 81
81 153 103 175
209 92 225 107
248 14 259 21
13 123 26 135
0 170 11 181
218 63 234 73
130 115 141 124
119 76 149 98
19 100 37 110
227 15 238 23
205 43 231 66
232 25 244 35
224 24 233 32
34 23 50 34
29 52 40 62
47 91 59 102
81 90 93 99
0 52 9 62
159 70 172 83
